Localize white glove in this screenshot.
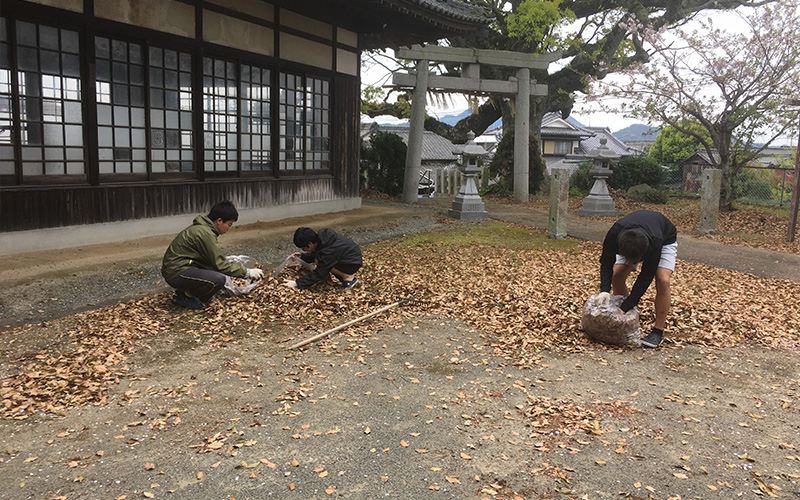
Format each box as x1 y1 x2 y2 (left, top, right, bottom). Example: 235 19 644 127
283 280 298 289
596 292 611 306
247 268 264 280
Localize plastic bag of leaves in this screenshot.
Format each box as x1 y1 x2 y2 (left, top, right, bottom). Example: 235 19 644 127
217 255 262 297
580 293 641 346
272 254 316 278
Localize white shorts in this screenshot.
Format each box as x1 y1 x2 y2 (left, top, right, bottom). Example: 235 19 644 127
615 242 677 271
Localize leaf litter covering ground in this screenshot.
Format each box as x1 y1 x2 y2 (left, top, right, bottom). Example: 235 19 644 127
2 220 800 420
523 193 800 254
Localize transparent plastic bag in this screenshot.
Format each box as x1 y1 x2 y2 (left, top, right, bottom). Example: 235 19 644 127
217 255 261 297
272 254 316 278
580 293 641 346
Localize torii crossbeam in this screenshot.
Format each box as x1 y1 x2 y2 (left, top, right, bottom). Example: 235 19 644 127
391 45 560 203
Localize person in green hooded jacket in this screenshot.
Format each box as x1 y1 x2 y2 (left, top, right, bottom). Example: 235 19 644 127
161 200 264 309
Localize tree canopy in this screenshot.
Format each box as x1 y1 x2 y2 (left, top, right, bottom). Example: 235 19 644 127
648 122 711 167
363 0 777 178
588 0 800 210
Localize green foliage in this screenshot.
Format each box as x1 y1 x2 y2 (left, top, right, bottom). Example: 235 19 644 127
488 130 546 195
360 131 407 197
480 182 513 197
360 85 386 115
627 184 669 204
735 168 783 202
648 122 710 166
506 0 575 48
568 161 595 195
608 155 666 191
360 89 412 119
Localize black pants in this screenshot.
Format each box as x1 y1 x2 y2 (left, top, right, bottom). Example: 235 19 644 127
166 267 226 302
334 262 362 275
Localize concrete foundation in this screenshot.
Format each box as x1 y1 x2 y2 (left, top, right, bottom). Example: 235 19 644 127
0 197 362 256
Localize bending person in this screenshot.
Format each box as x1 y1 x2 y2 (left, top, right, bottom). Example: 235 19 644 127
599 210 677 348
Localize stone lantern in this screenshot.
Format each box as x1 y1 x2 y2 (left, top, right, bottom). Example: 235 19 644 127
448 131 488 220
577 138 619 217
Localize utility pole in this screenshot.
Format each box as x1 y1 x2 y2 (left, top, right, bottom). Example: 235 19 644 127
786 99 800 242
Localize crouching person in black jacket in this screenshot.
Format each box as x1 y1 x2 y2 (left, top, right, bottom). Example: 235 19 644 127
283 227 363 290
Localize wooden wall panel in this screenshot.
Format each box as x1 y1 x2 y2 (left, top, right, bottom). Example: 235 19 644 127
0 177 340 232
332 74 360 199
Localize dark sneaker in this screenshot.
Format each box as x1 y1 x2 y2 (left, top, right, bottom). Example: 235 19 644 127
174 290 203 310
641 330 663 348
340 277 359 289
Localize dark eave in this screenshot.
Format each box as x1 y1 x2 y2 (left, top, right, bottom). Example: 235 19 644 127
278 0 493 49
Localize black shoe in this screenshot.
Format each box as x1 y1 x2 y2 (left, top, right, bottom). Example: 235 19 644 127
641 330 663 348
174 290 203 310
340 277 359 289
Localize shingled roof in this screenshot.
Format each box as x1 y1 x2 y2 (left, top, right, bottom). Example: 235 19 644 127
578 127 637 157
361 123 459 162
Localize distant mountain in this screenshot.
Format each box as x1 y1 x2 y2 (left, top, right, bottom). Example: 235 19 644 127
434 109 473 126
434 110 585 131
614 123 660 141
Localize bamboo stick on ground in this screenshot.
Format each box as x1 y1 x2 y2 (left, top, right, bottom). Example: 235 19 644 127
287 299 408 350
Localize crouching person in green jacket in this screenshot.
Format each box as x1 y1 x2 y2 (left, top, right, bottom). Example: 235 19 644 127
161 200 264 309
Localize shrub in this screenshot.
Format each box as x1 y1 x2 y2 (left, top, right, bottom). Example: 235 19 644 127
627 183 669 204
360 131 407 197
609 155 666 191
488 130 546 195
480 182 512 197
569 161 595 195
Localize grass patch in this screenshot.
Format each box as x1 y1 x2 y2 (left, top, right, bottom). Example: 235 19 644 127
733 201 791 217
388 220 579 251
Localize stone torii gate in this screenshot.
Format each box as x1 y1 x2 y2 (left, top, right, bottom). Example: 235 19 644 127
391 45 560 204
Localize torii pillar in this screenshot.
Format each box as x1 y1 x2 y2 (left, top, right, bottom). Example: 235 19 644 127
392 45 559 204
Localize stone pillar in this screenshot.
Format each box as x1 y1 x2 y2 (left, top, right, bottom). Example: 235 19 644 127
548 168 569 239
699 168 721 234
514 67 530 203
402 59 429 204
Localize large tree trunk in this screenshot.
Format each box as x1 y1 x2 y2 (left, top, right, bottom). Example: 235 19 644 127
714 130 736 212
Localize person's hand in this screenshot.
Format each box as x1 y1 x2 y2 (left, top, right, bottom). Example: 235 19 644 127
597 292 611 306
283 280 298 289
247 268 265 280
290 252 301 260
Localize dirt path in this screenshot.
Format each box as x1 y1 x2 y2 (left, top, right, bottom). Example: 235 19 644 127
2 313 798 499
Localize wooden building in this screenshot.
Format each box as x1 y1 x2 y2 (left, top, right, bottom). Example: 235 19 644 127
0 0 489 254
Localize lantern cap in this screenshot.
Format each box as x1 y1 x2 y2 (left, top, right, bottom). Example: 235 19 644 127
584 138 620 161
456 131 489 157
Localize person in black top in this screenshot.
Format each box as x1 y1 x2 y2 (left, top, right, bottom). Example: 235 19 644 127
283 227 363 290
598 210 678 347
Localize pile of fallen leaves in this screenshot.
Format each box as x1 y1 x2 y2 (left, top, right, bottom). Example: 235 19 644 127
523 395 636 437
2 220 800 419
523 193 800 254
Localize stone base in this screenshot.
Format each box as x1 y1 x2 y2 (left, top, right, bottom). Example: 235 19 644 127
448 208 488 220
578 208 618 217
578 196 617 217
449 195 488 220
